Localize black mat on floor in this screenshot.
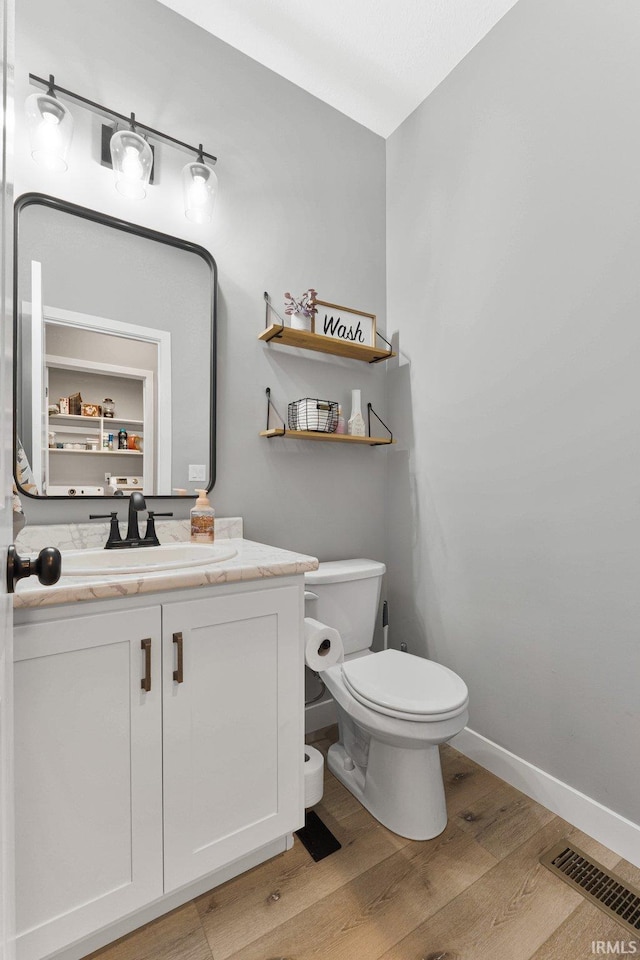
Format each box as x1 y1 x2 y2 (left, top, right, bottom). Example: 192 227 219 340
295 810 342 862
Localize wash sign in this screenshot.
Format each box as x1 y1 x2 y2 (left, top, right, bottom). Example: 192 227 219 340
314 298 376 348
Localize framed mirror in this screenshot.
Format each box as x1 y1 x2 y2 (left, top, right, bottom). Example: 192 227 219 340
13 193 216 499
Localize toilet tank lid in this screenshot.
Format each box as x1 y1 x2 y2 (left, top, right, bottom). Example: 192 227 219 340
305 559 386 585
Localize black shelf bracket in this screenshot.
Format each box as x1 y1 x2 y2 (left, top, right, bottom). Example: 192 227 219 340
370 329 393 362
265 387 285 436
264 291 287 334
367 403 393 444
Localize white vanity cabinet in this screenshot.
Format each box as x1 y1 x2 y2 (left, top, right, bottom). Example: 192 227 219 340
14 606 164 960
13 580 304 960
162 587 302 891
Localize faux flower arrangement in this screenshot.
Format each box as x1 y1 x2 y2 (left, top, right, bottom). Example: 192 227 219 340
284 288 318 320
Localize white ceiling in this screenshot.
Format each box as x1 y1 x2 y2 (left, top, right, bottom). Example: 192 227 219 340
155 0 520 137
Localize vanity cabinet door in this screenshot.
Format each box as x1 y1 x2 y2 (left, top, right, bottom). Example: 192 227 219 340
162 585 303 892
14 607 163 960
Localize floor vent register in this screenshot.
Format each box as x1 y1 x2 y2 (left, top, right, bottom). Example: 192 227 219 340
540 840 640 936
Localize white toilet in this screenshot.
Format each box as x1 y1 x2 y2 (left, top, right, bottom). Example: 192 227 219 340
305 559 469 841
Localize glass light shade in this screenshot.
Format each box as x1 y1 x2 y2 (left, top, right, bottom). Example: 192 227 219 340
182 159 217 223
110 129 153 199
25 92 74 172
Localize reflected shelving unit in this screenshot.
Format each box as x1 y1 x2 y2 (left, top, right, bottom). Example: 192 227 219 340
45 368 148 493
48 413 144 446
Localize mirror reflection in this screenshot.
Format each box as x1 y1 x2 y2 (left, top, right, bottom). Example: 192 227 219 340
14 195 216 498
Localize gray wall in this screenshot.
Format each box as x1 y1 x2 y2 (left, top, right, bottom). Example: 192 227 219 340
386 0 640 822
15 0 389 563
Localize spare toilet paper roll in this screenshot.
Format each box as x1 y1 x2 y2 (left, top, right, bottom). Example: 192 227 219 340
304 745 324 808
304 617 344 672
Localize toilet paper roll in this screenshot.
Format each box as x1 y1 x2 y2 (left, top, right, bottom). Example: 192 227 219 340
304 745 324 808
304 617 344 672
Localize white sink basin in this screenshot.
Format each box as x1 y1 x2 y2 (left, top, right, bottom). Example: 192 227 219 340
61 542 238 576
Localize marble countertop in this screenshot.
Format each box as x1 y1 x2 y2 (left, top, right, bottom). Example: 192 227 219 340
15 517 244 554
13 519 318 610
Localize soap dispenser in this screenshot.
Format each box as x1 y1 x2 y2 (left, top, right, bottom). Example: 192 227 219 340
190 489 215 543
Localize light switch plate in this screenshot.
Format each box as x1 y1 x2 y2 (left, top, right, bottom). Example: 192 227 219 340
188 464 207 481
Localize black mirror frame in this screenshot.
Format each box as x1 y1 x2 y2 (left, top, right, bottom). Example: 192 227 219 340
13 191 217 500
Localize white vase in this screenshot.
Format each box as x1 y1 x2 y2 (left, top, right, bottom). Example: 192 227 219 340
290 311 312 332
348 389 366 437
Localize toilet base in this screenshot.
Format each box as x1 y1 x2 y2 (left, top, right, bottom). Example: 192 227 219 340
327 739 448 841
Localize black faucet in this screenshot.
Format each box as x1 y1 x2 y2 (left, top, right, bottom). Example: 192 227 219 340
90 493 173 549
88 511 123 547
144 510 174 546
125 491 146 543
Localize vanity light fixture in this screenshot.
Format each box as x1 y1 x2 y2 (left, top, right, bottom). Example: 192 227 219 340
182 144 218 223
25 74 74 172
110 115 153 200
26 73 218 221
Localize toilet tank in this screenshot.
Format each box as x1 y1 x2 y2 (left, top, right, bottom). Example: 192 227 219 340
305 559 386 656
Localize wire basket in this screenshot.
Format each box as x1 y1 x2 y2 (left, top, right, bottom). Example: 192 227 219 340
288 398 338 433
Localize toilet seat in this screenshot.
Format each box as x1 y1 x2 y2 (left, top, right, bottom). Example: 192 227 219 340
341 649 469 723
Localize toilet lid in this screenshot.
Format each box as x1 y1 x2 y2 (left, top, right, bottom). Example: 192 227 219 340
341 649 468 718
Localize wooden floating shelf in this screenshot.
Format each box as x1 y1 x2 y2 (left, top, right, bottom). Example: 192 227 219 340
259 323 395 364
260 429 394 446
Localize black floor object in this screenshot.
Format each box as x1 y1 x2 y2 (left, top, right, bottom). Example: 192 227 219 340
295 810 342 862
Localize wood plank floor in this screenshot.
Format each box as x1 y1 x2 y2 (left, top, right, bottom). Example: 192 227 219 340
86 726 640 960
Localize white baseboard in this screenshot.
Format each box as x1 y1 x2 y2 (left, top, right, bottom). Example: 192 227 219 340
452 727 640 869
305 696 336 734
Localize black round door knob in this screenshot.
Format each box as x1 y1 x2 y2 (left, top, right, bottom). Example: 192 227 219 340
35 547 62 586
6 545 62 594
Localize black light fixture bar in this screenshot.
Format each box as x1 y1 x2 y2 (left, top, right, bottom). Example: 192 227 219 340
29 73 217 165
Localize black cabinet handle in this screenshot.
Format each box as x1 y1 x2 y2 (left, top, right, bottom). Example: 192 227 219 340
141 638 152 692
6 545 62 594
173 632 184 683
